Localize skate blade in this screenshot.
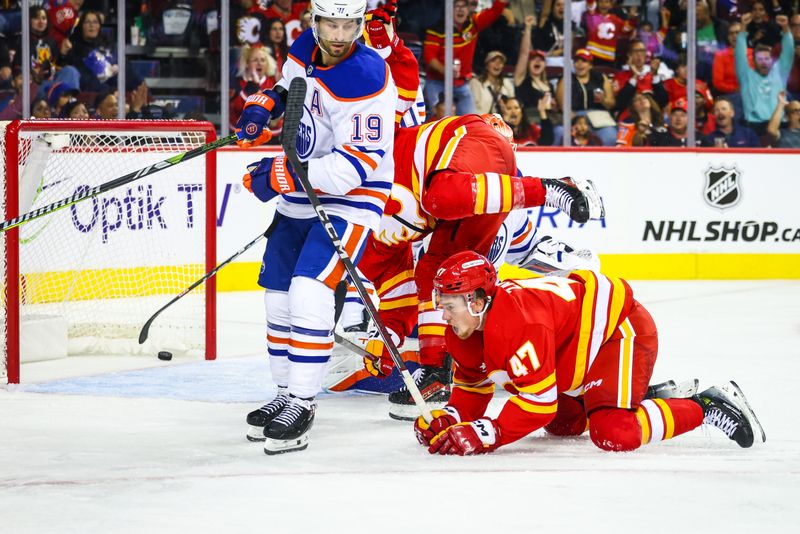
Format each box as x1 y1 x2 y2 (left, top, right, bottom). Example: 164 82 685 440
264 434 310 455
246 425 267 442
674 379 700 398
388 400 447 421
727 381 767 444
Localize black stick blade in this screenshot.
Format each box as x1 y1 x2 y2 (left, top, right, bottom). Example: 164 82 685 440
282 77 308 155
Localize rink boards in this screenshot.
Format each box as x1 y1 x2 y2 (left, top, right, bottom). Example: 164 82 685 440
213 147 800 286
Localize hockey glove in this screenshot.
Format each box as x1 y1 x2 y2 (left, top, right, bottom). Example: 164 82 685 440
363 325 401 378
414 406 460 446
242 155 303 203
428 418 500 456
235 89 284 148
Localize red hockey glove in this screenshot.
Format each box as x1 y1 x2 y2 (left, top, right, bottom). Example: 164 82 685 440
428 418 500 456
414 406 460 446
365 16 398 49
363 325 401 378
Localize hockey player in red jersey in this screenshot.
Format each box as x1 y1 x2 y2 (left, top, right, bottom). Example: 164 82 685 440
412 251 766 454
356 113 605 420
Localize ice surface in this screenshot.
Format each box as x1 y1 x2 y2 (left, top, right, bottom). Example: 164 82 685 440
2 281 799 533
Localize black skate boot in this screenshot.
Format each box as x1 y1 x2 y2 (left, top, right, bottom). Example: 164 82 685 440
542 178 591 223
245 387 289 442
388 355 452 421
645 379 699 400
695 381 766 448
263 395 317 455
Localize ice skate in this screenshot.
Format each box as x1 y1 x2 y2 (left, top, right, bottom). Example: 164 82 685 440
696 381 766 448
645 379 699 399
263 395 317 455
245 387 289 442
388 355 452 421
542 177 604 223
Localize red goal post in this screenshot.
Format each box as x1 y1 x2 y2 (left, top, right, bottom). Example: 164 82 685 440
1 120 218 384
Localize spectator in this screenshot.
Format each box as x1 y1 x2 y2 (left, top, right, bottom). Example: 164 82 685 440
581 0 637 66
514 48 554 124
637 7 673 65
556 48 617 146
647 97 702 146
0 71 36 120
31 97 51 119
60 98 89 119
46 81 80 117
694 90 717 135
253 0 309 44
786 13 800 99
265 18 289 78
688 0 729 81
126 80 173 119
427 91 455 123
470 50 514 114
663 54 714 112
766 92 800 148
94 90 118 119
500 94 552 146
232 0 269 47
48 0 82 47
473 0 518 71
712 21 752 96
0 1 21 38
230 44 278 130
26 5 81 103
616 92 663 146
744 1 782 48
63 10 119 92
422 0 507 116
570 115 603 146
533 0 576 64
613 39 667 114
736 12 794 136
702 97 761 147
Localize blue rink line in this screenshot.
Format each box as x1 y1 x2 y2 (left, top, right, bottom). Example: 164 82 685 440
15 356 348 403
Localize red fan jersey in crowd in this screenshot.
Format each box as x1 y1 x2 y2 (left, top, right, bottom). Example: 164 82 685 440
663 77 714 111
582 10 636 63
422 0 506 86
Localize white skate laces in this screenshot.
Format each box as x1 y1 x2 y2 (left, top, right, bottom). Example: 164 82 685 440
272 397 315 427
704 408 739 439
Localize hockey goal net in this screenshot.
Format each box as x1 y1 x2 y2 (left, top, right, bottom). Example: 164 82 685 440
1 120 217 384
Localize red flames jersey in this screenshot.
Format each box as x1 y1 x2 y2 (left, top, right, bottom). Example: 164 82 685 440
445 271 635 447
373 114 517 247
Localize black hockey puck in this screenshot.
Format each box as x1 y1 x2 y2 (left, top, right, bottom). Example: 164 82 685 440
157 351 173 361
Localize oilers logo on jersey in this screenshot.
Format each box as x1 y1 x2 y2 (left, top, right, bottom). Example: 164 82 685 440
296 105 317 159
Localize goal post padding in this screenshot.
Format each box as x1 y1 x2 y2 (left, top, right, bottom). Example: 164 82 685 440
1 120 217 384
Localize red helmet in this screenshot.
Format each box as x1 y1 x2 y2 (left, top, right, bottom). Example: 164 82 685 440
433 251 497 296
480 113 515 148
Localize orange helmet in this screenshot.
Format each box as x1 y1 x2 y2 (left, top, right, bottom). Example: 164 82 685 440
480 113 515 149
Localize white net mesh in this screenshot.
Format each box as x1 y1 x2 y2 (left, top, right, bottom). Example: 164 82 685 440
1 121 214 382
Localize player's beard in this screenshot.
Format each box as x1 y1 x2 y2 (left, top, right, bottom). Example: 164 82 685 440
319 39 353 59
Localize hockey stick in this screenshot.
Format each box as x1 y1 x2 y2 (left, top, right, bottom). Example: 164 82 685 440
282 77 433 422
138 214 282 345
0 133 240 234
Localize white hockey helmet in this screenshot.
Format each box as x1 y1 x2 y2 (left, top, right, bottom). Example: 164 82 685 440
311 0 367 19
311 0 367 53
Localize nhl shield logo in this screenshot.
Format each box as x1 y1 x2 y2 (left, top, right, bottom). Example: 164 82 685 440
703 166 741 210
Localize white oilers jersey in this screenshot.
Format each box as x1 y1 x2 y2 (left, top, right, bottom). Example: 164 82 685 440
275 29 397 231
486 209 539 267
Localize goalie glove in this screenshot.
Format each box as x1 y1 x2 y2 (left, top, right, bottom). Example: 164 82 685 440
363 325 401 378
428 418 500 456
414 406 460 446
242 155 303 203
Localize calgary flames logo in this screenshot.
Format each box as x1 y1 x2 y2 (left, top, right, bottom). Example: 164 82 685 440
374 184 432 245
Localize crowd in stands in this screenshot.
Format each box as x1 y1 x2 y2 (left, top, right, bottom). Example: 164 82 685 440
0 0 798 148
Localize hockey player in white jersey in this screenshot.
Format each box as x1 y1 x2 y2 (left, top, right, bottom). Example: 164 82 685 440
236 0 397 455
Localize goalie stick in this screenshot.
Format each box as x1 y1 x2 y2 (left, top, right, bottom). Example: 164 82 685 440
138 214 282 345
282 77 433 422
0 132 242 233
